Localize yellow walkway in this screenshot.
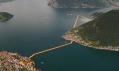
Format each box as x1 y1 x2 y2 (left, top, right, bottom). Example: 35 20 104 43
29 15 79 59
29 41 73 59
73 15 80 28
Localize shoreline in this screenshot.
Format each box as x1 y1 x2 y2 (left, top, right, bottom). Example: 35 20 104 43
62 31 119 51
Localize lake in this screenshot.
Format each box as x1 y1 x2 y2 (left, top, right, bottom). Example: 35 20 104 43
0 0 119 71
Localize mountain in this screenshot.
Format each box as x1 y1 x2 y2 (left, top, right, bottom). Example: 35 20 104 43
48 0 119 8
63 10 119 51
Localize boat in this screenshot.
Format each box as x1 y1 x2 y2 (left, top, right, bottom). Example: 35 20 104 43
67 13 73 16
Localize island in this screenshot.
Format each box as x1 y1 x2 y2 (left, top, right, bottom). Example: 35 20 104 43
0 12 13 22
0 51 40 71
63 10 119 51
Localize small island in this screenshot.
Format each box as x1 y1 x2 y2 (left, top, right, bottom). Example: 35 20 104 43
0 12 13 22
0 51 40 71
63 10 119 51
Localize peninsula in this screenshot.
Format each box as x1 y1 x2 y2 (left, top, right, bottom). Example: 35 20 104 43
63 10 119 51
0 51 40 71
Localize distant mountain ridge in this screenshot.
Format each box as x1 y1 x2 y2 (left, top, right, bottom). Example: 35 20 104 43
48 0 119 8
0 0 14 3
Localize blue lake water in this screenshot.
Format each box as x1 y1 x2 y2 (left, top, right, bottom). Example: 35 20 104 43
0 0 119 71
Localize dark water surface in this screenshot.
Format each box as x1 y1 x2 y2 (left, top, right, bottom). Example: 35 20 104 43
0 0 119 71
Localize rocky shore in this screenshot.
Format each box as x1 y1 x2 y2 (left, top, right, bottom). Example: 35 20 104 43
0 51 40 71
63 31 119 51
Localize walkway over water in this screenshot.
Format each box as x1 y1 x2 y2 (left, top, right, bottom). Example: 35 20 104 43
29 15 80 59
